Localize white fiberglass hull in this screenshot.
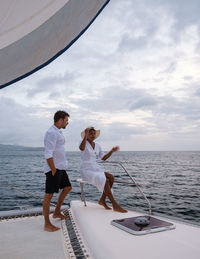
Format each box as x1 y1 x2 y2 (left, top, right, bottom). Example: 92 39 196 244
1 201 200 259
70 200 200 259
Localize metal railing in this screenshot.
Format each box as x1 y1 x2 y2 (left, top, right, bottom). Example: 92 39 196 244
100 161 152 215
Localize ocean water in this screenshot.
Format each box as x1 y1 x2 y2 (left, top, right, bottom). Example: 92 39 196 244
0 145 200 225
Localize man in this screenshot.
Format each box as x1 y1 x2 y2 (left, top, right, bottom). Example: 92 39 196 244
43 110 72 232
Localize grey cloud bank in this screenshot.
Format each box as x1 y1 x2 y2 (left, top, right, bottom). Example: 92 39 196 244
0 0 200 151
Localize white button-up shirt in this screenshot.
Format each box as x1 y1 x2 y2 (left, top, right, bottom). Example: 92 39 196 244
44 125 68 173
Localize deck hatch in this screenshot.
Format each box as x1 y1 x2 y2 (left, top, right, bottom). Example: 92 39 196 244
111 215 176 235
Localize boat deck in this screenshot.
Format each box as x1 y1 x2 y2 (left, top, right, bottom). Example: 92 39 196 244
0 214 67 259
70 200 200 259
1 201 200 259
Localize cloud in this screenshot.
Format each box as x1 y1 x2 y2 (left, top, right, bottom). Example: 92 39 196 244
195 88 200 96
161 62 177 74
1 0 200 150
166 0 200 30
0 97 51 146
118 34 148 53
26 71 77 97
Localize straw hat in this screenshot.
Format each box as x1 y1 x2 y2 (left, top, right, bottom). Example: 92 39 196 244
81 127 100 139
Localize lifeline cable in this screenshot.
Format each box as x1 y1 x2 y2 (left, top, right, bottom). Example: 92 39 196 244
0 180 56 207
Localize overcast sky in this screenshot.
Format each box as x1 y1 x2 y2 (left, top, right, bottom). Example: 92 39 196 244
1 0 200 151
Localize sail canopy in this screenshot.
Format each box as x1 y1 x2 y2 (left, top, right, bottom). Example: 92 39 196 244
0 0 109 89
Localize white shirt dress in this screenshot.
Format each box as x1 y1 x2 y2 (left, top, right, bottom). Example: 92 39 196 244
80 141 106 193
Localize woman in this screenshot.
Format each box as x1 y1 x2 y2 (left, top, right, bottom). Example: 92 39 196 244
79 127 127 213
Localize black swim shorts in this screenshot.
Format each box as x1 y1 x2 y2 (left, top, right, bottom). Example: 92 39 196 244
45 169 71 194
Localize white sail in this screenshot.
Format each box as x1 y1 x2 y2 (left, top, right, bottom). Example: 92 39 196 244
0 0 110 89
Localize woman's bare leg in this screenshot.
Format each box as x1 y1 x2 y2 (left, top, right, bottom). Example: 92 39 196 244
99 172 114 209
101 178 127 213
105 172 114 188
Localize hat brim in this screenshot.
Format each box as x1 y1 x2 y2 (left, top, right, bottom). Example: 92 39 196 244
81 128 100 139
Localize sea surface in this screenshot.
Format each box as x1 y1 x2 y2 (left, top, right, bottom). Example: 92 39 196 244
0 145 200 225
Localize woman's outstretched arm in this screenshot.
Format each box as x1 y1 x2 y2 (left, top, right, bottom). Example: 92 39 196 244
102 146 119 160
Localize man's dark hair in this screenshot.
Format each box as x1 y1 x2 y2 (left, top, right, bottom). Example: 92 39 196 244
54 110 70 122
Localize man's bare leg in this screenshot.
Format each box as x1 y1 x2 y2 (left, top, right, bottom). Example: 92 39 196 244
53 186 72 219
43 193 60 232
99 172 114 210
103 179 127 213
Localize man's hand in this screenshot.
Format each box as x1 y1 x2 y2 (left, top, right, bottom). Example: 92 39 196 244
46 157 56 176
52 168 57 176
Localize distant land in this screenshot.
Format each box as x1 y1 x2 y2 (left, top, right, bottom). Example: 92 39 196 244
0 144 199 153
0 144 43 151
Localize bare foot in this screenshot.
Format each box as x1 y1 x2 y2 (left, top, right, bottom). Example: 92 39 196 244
52 213 68 220
113 205 128 213
98 200 112 210
44 223 60 232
